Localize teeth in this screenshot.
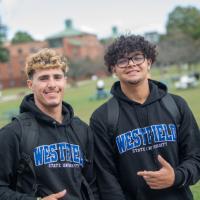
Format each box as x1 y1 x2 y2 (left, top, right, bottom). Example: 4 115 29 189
44 92 58 94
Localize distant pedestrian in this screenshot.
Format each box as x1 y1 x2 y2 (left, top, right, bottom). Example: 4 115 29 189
96 79 106 99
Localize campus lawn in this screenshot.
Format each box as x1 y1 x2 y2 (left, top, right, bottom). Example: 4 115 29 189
0 72 200 198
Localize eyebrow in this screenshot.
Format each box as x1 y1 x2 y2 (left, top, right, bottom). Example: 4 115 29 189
38 74 64 79
38 75 49 79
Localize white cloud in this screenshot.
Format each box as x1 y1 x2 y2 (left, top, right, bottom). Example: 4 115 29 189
1 0 200 40
80 25 96 34
1 0 18 13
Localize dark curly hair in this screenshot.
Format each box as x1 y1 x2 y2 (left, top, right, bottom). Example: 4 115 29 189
104 35 157 72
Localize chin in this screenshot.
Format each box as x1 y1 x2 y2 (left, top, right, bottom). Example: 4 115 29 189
46 101 61 107
126 79 141 85
126 76 146 84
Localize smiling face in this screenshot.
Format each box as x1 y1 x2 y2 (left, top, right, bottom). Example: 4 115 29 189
113 51 151 86
27 68 66 113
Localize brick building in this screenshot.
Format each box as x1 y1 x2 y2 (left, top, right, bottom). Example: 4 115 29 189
0 19 104 89
0 41 48 88
47 19 104 60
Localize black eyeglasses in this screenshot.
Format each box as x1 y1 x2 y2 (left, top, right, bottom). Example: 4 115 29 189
116 54 145 69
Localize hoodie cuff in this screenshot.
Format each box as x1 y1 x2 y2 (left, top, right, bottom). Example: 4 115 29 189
174 169 185 188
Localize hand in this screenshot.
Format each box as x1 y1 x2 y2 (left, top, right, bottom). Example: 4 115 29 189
42 189 67 200
137 155 175 189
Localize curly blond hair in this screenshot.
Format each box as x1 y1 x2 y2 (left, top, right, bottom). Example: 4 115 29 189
25 48 68 79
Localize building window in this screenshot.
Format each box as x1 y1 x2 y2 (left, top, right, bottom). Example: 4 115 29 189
48 38 63 48
9 80 15 87
19 59 24 67
30 47 38 53
20 69 26 86
72 48 79 56
18 48 23 54
7 62 13 77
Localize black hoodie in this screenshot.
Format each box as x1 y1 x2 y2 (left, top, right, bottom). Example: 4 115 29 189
90 80 200 200
0 94 98 200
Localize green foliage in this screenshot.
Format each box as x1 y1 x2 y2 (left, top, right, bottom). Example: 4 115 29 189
11 31 34 44
0 22 9 62
191 181 200 200
0 46 9 63
157 6 200 66
166 6 200 40
157 33 197 65
68 58 105 81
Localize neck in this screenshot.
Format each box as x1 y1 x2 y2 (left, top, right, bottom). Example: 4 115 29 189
120 79 150 104
37 104 63 123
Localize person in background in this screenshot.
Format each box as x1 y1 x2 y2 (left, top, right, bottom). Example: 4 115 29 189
90 34 200 200
96 79 106 99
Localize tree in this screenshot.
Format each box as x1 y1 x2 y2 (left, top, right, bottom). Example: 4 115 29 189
166 6 200 40
11 31 34 44
156 6 200 67
0 20 9 62
157 33 195 66
0 46 9 62
68 57 106 85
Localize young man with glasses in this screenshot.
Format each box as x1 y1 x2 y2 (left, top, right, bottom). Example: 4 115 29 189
90 35 200 200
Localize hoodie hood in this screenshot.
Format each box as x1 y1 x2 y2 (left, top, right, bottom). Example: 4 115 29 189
110 79 167 105
20 93 74 126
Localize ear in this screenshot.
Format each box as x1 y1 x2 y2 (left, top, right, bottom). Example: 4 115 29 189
147 59 152 71
64 76 67 88
27 79 33 90
111 66 116 74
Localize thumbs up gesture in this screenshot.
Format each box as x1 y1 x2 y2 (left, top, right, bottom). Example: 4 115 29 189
137 155 175 189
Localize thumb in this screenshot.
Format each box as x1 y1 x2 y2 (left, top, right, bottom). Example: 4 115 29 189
54 189 67 198
158 155 170 168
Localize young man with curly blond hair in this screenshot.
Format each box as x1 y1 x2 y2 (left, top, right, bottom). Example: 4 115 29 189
90 35 200 200
0 48 98 200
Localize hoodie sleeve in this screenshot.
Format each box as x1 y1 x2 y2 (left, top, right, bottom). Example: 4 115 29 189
90 105 126 200
0 121 36 200
82 126 100 200
172 95 200 187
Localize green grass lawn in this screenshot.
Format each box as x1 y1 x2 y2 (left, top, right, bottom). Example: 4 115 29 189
0 69 200 198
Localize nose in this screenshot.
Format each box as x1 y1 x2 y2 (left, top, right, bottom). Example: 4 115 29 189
128 58 136 66
47 77 56 88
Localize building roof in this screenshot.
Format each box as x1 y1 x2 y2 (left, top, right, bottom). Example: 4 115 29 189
68 39 83 46
47 29 85 39
47 19 89 40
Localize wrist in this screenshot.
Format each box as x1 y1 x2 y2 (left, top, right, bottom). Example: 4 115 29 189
174 169 185 187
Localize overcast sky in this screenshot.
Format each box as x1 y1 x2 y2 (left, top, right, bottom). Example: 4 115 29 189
1 0 200 40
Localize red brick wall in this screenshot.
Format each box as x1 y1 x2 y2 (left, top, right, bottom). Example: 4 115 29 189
0 41 48 88
62 34 104 60
0 35 104 89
